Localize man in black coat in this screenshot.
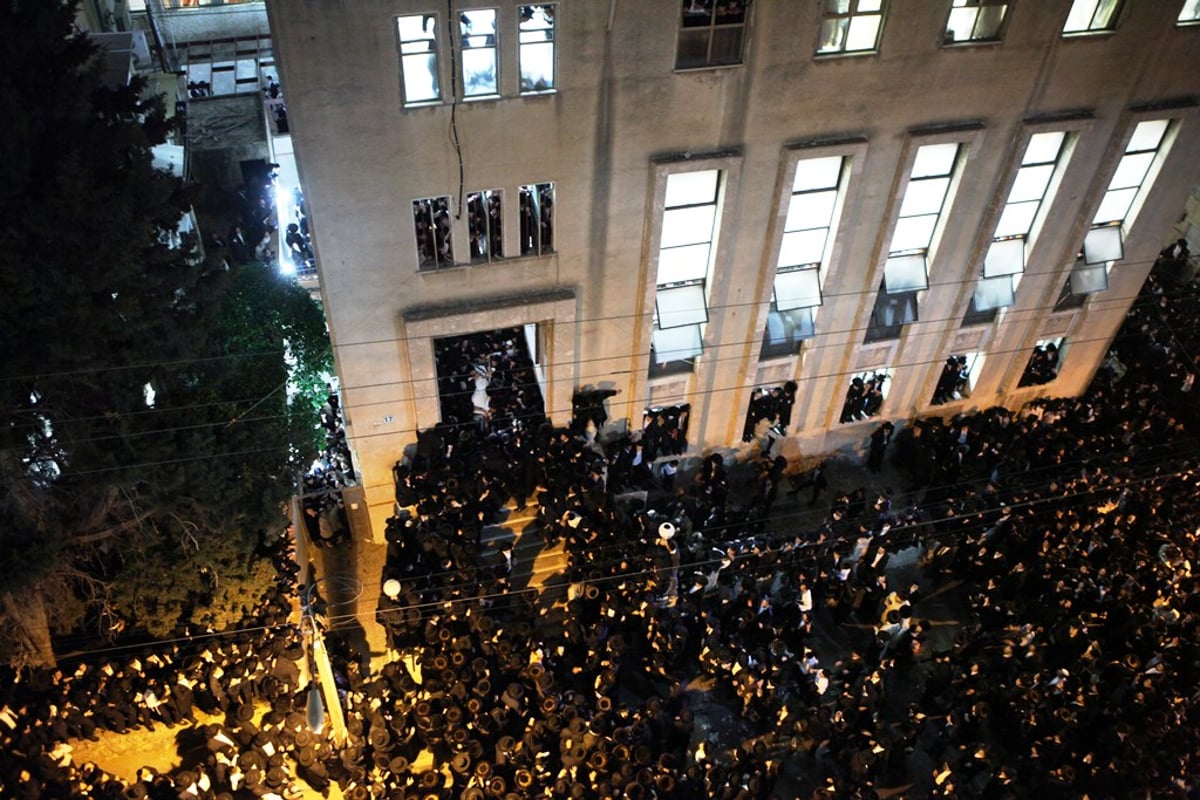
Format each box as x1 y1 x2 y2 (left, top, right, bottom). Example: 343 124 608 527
571 386 621 435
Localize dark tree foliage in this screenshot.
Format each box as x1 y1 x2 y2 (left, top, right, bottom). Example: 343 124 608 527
0 1 331 665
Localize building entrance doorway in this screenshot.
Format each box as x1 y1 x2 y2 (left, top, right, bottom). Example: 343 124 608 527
433 325 548 434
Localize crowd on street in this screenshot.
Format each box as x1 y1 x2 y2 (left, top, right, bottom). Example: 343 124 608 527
4 254 1200 797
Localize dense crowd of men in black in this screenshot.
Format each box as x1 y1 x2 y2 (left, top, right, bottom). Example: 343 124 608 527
840 373 888 424
300 386 356 549
743 382 797 445
4 248 1200 797
435 329 548 438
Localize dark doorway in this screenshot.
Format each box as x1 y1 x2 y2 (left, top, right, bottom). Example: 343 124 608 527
433 326 547 435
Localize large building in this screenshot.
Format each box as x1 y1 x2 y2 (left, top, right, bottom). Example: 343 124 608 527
266 0 1200 543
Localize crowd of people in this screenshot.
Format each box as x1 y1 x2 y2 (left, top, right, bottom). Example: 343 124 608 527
930 356 970 406
415 198 456 270
434 328 548 438
186 80 213 98
301 384 356 549
282 186 316 277
840 373 889 424
208 159 279 268
742 382 797 445
1 538 306 799
1018 342 1060 388
4 252 1200 797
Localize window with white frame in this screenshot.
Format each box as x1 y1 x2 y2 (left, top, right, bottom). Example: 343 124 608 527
866 142 962 342
1062 0 1122 35
519 182 554 256
761 155 847 359
968 131 1071 320
944 0 1008 44
1180 0 1200 25
467 190 503 263
817 0 885 56
652 170 722 372
677 0 752 69
519 5 556 92
1060 117 1174 304
459 9 498 98
397 14 441 104
414 196 454 270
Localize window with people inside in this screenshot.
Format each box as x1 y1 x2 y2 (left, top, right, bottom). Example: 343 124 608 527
1019 338 1064 387
840 371 890 423
943 0 1008 44
397 14 441 104
467 190 503 263
397 6 556 105
742 381 798 445
414 196 454 270
459 9 499 98
677 0 752 69
817 0 885 56
519 183 554 256
930 353 985 406
519 5 556 92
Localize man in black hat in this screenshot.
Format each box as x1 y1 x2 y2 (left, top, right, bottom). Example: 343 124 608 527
571 386 621 438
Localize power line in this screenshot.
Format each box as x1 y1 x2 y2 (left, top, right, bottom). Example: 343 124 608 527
45 448 1200 663
0 255 1159 386
308 280 1154 402
0 299 1153 475
0 299 1179 484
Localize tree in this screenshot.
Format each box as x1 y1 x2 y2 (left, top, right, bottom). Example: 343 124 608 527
0 1 331 666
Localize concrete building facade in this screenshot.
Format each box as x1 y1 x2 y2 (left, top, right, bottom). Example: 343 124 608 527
266 0 1200 542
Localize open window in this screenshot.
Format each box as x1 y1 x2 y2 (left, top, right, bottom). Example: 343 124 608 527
651 168 724 375
414 196 454 270
761 153 848 359
519 182 554 256
869 141 962 341
1018 338 1064 387
467 189 503 263
1180 0 1200 26
1058 118 1173 306
865 281 918 343
930 353 985 405
966 129 1072 324
840 370 890 423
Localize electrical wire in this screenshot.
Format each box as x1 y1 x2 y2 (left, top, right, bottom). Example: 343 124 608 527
42 424 1200 661
4 284 1186 487
0 255 1162 387
0 295 1169 467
